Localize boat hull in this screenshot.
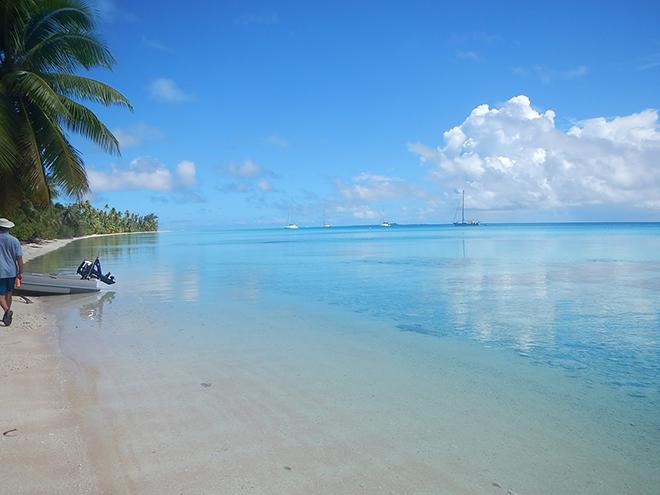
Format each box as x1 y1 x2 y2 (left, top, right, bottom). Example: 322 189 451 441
15 273 100 296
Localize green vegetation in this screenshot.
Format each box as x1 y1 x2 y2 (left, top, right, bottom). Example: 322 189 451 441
0 1 158 239
10 200 158 242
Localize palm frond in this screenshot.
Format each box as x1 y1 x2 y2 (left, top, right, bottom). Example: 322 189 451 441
5 70 69 117
21 31 115 71
25 1 95 46
16 99 51 205
59 96 120 154
46 73 132 108
0 87 20 174
0 0 36 61
33 104 89 198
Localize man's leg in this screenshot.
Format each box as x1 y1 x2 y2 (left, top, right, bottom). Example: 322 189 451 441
0 279 13 326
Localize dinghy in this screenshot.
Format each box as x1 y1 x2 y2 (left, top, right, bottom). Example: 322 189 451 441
16 257 116 296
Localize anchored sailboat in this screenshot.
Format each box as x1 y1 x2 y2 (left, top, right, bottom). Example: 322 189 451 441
453 190 479 226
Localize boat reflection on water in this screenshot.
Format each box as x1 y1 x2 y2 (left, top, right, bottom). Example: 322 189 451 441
78 291 116 325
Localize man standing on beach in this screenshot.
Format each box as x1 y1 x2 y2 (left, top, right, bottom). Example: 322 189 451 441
0 218 23 327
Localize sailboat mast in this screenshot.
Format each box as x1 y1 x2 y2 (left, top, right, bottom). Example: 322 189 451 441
462 189 465 224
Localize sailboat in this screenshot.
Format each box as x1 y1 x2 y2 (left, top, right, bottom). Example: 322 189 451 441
285 208 300 229
380 213 393 227
453 190 479 226
322 212 331 228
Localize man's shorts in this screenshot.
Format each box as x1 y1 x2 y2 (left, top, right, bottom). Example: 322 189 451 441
0 277 16 295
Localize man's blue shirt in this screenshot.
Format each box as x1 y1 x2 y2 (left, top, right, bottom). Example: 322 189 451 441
0 232 22 278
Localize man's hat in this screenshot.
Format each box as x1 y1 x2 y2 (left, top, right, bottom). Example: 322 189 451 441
0 218 15 229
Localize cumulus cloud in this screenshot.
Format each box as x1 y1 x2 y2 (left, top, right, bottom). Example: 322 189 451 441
226 160 262 178
409 95 660 210
89 157 198 192
149 78 192 102
113 122 163 148
176 160 196 187
219 160 276 195
257 178 273 192
337 173 426 202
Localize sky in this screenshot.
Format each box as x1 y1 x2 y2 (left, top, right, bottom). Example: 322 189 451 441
74 0 660 228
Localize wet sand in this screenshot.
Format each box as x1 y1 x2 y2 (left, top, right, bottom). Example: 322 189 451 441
0 234 147 493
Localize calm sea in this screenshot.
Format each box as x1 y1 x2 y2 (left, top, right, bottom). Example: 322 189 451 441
27 223 660 493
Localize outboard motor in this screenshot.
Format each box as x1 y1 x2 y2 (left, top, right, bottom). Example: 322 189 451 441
76 257 116 285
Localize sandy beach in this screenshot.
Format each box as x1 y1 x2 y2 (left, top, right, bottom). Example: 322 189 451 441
0 234 151 493
0 237 99 492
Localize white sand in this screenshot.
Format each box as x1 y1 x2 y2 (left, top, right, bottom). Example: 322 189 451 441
0 233 148 493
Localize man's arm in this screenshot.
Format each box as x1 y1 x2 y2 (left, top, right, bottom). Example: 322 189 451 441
16 256 23 279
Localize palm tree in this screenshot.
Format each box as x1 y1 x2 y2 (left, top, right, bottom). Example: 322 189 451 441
0 0 131 210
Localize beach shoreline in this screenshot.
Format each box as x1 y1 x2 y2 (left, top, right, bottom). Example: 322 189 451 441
21 231 158 263
1 232 153 493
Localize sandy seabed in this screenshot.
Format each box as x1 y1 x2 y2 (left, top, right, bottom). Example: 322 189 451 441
1 232 658 495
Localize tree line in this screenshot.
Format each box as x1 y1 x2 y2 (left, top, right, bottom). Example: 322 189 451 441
8 200 158 242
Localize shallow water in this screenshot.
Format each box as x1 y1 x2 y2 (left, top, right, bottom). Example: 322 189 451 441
28 224 660 493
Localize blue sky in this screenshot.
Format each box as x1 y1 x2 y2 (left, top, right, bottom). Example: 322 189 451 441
78 0 660 227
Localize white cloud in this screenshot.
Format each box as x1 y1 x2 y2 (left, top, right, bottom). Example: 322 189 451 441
409 95 660 210
176 160 196 187
148 78 192 102
257 178 273 192
227 160 262 177
336 172 426 202
89 157 197 192
113 122 163 148
335 205 381 220
219 160 276 195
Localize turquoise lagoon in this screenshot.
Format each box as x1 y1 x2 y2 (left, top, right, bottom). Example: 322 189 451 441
28 224 660 494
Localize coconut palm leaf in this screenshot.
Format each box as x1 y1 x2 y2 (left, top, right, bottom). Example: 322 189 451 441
32 104 88 197
21 31 115 71
0 0 131 206
59 96 120 154
25 1 94 44
5 70 69 116
47 73 132 108
15 99 51 204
